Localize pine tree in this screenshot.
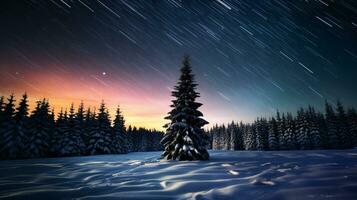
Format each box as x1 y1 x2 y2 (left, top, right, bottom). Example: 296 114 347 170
316 112 328 149
256 118 269 150
11 94 29 158
87 101 112 155
285 113 297 150
0 96 5 123
227 121 238 150
296 108 312 149
59 104 85 156
50 108 66 156
112 106 128 154
27 99 52 158
268 117 279 150
76 102 86 153
211 124 219 150
347 108 357 147
236 122 245 150
0 94 16 159
161 56 209 161
336 101 352 149
325 101 339 149
278 113 289 150
83 107 94 150
126 125 134 152
307 106 322 149
245 124 257 150
0 96 4 157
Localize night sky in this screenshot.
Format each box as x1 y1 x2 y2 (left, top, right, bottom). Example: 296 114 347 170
0 0 356 130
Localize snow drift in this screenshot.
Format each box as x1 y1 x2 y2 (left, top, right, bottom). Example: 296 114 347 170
1 150 357 199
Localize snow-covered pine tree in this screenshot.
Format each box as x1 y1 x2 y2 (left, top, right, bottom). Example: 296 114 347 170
219 125 226 150
316 112 329 149
307 106 322 149
0 94 16 159
59 104 85 156
268 117 279 150
227 121 236 150
27 99 52 158
139 127 148 151
83 107 94 151
0 96 4 157
296 108 312 150
77 102 86 153
0 96 4 124
236 122 245 150
278 113 289 150
245 124 257 150
130 126 139 151
261 118 269 150
229 121 238 151
9 94 29 158
285 113 297 150
347 108 357 148
325 101 339 149
256 118 267 150
112 106 128 154
50 108 66 156
161 56 209 161
224 123 231 150
126 125 134 152
210 124 218 150
336 101 352 149
87 101 112 155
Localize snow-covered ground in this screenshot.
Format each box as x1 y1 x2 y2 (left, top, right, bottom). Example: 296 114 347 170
1 150 357 200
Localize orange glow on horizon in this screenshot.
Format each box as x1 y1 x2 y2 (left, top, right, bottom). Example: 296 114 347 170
0 65 173 131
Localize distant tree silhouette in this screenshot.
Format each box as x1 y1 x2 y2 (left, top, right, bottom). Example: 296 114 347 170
112 106 128 154
0 94 16 158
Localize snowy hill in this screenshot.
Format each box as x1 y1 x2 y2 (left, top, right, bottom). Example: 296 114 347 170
1 150 357 200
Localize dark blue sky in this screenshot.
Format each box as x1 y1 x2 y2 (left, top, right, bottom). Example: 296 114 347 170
0 0 356 128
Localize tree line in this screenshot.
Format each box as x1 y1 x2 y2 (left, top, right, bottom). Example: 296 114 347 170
0 93 163 160
208 101 357 151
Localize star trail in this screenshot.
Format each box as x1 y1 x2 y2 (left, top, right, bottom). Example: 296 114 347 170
0 0 356 130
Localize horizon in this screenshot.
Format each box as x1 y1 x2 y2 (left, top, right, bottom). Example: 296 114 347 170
1 0 357 130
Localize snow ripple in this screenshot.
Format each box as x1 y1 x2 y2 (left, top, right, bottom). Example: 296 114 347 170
1 150 357 199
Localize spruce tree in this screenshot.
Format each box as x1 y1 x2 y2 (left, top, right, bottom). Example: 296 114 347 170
316 112 329 149
87 101 112 155
236 122 245 150
307 106 322 149
27 99 51 158
50 108 66 156
256 118 269 150
10 94 29 158
76 102 86 153
60 104 85 156
296 108 311 149
245 124 257 150
325 101 339 149
112 106 128 154
0 96 4 123
285 113 296 150
228 121 237 150
336 101 352 149
278 113 289 150
268 117 279 150
347 108 357 147
126 125 133 152
161 56 209 161
0 94 16 159
83 107 94 150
